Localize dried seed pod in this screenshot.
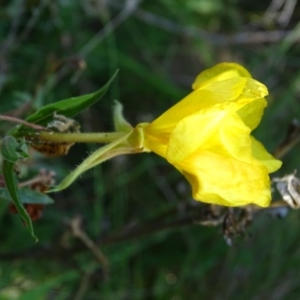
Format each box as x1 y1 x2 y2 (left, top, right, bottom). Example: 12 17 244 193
30 141 75 157
274 171 300 209
28 113 80 157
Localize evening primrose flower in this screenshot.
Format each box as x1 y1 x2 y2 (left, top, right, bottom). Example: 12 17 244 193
49 62 281 207
135 63 282 207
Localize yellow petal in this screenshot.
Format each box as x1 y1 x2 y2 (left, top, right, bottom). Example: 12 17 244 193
144 132 168 158
165 108 274 207
147 89 217 135
167 109 252 164
251 136 282 172
148 77 267 134
192 62 252 90
236 98 267 130
180 151 271 207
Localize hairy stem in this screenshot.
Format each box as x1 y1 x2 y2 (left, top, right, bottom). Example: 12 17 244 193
38 131 127 144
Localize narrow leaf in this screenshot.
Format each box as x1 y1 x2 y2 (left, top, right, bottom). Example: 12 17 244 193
12 70 118 136
2 160 37 240
1 136 37 240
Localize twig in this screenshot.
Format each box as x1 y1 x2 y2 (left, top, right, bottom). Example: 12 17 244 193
110 1 297 45
0 201 291 261
18 169 56 188
69 216 109 279
0 115 48 131
40 0 142 95
262 0 286 24
263 0 298 28
79 0 142 58
278 0 297 27
18 0 49 42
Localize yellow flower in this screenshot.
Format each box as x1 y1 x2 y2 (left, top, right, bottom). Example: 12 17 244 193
137 63 282 207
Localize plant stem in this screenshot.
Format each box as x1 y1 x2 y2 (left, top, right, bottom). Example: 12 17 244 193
0 115 48 131
38 131 127 144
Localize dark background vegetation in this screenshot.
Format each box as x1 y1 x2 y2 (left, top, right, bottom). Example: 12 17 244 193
1 0 300 299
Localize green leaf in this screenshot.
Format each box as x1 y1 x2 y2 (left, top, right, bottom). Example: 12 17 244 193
0 187 54 204
12 70 118 136
1 136 29 162
1 136 37 241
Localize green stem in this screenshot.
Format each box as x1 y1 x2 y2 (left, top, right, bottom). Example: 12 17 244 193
38 131 127 144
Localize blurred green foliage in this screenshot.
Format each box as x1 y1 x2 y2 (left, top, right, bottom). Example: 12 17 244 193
1 0 300 299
